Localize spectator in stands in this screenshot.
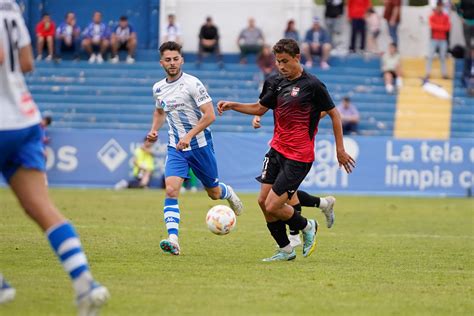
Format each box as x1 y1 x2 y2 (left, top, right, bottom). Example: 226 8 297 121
382 43 402 93
257 44 276 80
302 17 332 69
161 14 182 45
348 0 370 53
35 13 56 61
383 0 401 45
426 1 451 80
284 19 299 42
366 7 381 54
82 11 110 64
337 96 360 135
324 0 344 50
237 18 265 64
110 16 137 64
455 0 474 85
197 16 223 67
55 12 81 60
40 114 52 146
115 138 155 190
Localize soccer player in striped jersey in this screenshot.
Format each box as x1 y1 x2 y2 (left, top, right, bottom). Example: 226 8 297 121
0 1 109 313
147 41 243 256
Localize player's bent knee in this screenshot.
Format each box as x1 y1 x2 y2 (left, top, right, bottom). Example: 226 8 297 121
165 186 180 198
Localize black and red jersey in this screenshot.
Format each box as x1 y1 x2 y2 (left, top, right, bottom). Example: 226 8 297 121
259 70 335 163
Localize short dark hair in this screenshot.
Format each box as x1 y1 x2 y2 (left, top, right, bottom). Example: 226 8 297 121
343 96 351 102
272 38 300 57
120 15 128 21
43 116 52 126
159 41 182 55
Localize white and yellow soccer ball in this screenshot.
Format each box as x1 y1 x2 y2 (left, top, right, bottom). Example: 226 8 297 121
206 205 236 235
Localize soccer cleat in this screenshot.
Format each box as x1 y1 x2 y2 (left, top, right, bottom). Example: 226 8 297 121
320 196 336 228
160 239 180 255
262 249 296 262
76 282 109 316
302 219 318 258
226 185 243 216
288 234 302 248
0 276 15 304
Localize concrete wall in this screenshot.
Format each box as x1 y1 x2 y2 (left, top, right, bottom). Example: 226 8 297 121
160 0 465 57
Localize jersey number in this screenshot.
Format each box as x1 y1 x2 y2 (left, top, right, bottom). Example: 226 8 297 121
3 18 19 72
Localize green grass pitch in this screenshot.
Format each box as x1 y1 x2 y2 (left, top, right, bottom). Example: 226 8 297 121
0 188 473 315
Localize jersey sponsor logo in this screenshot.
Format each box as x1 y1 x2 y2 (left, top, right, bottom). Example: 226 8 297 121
97 138 128 172
291 87 300 97
19 92 38 116
197 94 210 103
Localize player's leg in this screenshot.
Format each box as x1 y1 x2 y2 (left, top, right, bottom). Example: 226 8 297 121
189 145 243 215
160 148 187 255
287 193 302 248
0 273 15 304
297 191 336 228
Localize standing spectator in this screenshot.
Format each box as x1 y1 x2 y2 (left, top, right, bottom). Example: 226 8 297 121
382 43 403 93
383 0 401 45
426 1 451 80
81 11 110 64
237 18 265 64
197 16 223 67
337 96 360 135
35 13 56 61
366 7 381 54
161 14 182 45
302 17 332 69
55 12 81 60
324 0 344 50
456 0 474 85
110 16 137 64
284 19 299 42
348 0 371 53
257 44 276 80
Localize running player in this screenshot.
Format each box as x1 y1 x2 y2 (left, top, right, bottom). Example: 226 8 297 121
146 41 243 256
218 38 355 261
0 1 109 313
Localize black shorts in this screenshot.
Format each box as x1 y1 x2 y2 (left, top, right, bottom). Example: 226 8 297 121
256 148 312 198
118 42 128 51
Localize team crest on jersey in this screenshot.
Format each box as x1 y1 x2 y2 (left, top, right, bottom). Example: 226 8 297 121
291 87 300 97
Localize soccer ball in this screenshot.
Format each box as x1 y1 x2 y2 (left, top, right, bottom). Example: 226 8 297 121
206 205 236 235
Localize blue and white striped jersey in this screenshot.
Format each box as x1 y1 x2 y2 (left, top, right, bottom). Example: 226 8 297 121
152 72 213 151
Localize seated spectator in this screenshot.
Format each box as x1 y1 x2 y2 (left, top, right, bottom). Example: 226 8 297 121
426 0 451 80
237 17 264 64
257 44 276 80
197 16 223 67
302 17 332 69
336 96 360 135
115 138 155 189
82 11 110 64
284 19 299 42
35 13 56 61
161 14 182 45
366 7 381 54
110 16 137 64
55 12 81 60
382 43 403 93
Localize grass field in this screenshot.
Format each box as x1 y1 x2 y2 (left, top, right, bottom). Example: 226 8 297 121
0 188 473 315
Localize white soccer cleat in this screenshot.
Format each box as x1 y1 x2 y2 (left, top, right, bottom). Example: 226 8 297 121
320 196 336 228
76 282 110 316
226 185 243 216
0 275 15 305
288 234 302 248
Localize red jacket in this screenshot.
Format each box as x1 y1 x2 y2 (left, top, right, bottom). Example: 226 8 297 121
348 0 371 19
36 20 56 37
429 11 450 40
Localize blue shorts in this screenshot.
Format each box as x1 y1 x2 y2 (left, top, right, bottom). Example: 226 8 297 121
165 144 219 188
0 124 46 183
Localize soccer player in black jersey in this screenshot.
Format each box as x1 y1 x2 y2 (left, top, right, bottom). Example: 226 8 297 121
218 38 355 261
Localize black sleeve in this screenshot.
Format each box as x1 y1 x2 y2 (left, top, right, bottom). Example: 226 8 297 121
259 76 278 109
199 26 204 39
313 81 335 112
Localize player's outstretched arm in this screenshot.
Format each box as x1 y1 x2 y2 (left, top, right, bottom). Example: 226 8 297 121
327 108 356 173
217 100 268 116
176 102 215 150
147 108 166 142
